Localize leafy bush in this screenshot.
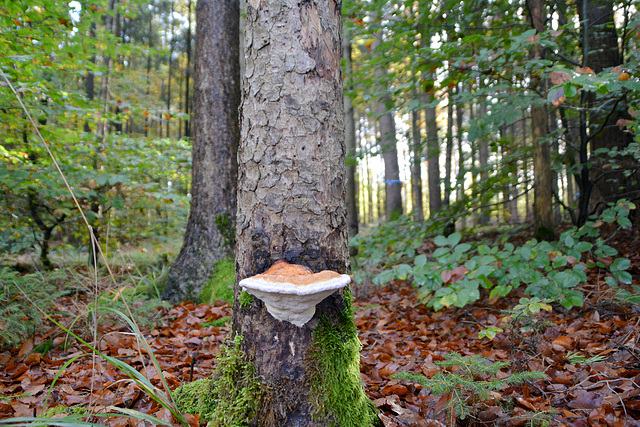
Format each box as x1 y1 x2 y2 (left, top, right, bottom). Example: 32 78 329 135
353 200 636 310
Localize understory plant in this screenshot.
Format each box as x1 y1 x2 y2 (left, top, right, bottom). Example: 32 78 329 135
0 268 65 349
354 200 636 310
393 352 547 425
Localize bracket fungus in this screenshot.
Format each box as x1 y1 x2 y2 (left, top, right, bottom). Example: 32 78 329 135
239 260 351 327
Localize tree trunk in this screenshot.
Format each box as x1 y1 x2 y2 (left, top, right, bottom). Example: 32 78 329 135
443 89 455 233
528 0 555 240
373 37 402 222
578 0 638 221
184 0 192 139
162 0 240 303
455 84 465 227
232 1 375 425
444 92 453 207
477 98 489 225
166 0 174 139
343 26 358 238
425 93 442 218
411 108 424 221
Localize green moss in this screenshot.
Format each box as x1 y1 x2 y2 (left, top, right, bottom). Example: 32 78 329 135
174 378 213 416
202 316 231 328
215 213 235 249
208 334 263 426
200 258 235 305
238 290 253 309
41 405 87 417
174 334 262 426
308 289 378 426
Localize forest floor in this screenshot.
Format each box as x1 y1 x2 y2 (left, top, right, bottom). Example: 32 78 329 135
0 235 639 426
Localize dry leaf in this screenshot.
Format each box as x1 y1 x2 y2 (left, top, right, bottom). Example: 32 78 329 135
18 338 33 358
576 66 594 74
616 118 633 129
550 71 572 84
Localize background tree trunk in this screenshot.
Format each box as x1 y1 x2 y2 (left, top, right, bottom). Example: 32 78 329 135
343 25 359 238
233 1 374 425
411 108 424 221
162 0 240 303
528 0 555 239
373 36 403 222
578 0 639 221
425 93 442 218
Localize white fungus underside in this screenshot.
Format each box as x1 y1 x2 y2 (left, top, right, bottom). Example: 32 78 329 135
239 274 351 326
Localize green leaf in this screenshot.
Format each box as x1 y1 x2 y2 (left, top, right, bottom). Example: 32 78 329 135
564 84 578 98
414 254 427 267
605 276 618 287
574 241 593 252
614 270 632 285
434 235 449 247
561 291 584 308
564 234 575 248
448 232 462 247
611 257 630 272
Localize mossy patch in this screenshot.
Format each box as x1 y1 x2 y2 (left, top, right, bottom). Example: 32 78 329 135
199 258 235 305
174 334 262 426
202 315 231 328
308 289 378 426
41 405 88 417
238 290 253 309
215 213 235 249
174 378 213 416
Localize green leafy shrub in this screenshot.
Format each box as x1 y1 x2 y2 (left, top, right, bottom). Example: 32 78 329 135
479 297 556 355
356 200 635 310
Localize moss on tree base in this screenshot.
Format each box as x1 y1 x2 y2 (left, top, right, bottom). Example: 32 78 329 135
176 290 377 426
307 289 378 426
174 334 263 426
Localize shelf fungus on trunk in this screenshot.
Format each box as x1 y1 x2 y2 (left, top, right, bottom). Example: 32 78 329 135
239 260 351 327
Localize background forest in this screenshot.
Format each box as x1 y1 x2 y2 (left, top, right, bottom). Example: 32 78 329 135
1 0 639 425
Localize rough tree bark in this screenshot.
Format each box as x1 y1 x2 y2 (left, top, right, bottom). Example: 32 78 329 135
163 0 240 303
232 0 375 425
528 0 555 240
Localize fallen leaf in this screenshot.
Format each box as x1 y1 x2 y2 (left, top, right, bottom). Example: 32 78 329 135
18 338 33 358
552 335 573 350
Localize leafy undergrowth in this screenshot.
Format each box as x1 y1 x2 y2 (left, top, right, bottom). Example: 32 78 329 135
0 253 638 426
